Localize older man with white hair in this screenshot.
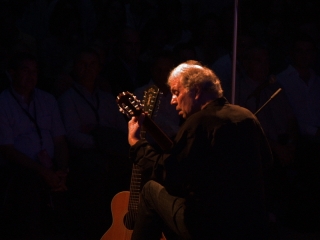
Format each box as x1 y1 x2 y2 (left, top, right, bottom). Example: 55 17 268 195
127 60 273 239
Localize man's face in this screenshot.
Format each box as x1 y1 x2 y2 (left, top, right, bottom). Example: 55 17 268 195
74 52 101 84
170 78 198 119
11 59 38 93
120 30 141 64
291 40 316 69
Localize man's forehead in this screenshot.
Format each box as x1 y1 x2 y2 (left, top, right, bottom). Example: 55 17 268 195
169 77 181 88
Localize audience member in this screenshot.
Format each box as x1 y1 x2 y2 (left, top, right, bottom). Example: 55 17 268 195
0 2 37 93
124 0 158 32
51 45 108 98
173 42 198 65
211 31 257 99
158 0 192 52
38 0 85 92
292 6 320 75
277 33 320 138
91 0 126 64
239 45 298 163
15 0 55 45
264 17 292 75
236 45 301 235
0 51 69 239
139 18 170 64
193 12 227 66
57 47 130 239
0 2 37 55
275 32 320 233
103 27 150 97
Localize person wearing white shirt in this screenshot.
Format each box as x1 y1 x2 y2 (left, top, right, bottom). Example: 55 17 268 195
57 47 130 239
277 66 320 137
0 51 69 239
275 32 320 234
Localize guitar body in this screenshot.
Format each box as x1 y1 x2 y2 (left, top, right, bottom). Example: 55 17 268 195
101 191 132 240
101 191 167 240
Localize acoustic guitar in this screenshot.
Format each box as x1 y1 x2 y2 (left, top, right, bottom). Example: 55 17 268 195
100 86 172 240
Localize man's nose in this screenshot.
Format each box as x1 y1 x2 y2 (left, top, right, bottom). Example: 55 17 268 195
171 96 177 105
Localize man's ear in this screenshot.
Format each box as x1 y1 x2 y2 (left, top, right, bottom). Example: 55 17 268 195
194 85 201 100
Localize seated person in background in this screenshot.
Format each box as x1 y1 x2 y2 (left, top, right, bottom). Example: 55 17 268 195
128 60 273 239
172 42 198 66
276 32 320 138
238 44 300 230
239 44 299 167
57 46 130 239
58 47 129 160
0 51 69 239
51 45 109 99
275 32 320 233
210 32 257 95
103 27 150 97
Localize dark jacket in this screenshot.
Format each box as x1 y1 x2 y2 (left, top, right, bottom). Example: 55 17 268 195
130 97 273 239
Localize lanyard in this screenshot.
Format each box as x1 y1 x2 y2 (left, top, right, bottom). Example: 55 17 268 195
9 89 43 147
72 86 100 124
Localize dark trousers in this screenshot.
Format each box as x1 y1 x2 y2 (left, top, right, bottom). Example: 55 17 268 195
131 180 192 240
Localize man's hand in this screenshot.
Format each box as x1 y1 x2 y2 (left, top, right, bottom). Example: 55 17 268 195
41 168 68 192
128 113 145 146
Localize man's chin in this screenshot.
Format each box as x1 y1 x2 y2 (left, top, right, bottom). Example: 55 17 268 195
178 111 187 119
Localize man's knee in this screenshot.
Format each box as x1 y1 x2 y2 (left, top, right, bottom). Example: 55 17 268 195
141 180 163 200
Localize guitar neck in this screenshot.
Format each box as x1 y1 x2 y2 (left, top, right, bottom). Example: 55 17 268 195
143 114 173 152
128 164 141 212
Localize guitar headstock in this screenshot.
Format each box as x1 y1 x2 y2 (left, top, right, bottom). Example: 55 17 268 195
117 88 173 151
117 91 143 118
142 85 161 118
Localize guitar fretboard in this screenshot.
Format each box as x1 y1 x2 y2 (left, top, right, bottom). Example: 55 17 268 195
128 165 142 212
124 85 161 228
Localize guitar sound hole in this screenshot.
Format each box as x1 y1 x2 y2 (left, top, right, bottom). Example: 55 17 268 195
124 211 137 230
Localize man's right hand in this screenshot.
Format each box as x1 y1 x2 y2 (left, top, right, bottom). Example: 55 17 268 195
128 113 145 146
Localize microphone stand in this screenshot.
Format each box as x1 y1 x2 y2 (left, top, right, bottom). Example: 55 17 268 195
254 88 282 116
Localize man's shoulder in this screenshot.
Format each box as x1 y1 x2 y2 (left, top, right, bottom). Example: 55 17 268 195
226 102 256 117
206 99 257 123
